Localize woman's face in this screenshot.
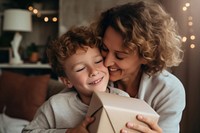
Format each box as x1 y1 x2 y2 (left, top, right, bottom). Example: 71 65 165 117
101 26 146 82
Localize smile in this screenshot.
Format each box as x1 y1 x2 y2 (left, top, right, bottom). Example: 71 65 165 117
109 68 118 72
89 77 103 85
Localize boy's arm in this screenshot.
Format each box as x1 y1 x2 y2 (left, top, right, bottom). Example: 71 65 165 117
22 100 60 132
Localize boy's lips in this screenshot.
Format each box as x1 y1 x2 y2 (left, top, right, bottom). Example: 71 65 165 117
89 77 103 85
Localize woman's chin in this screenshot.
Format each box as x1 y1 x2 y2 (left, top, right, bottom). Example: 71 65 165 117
109 76 120 82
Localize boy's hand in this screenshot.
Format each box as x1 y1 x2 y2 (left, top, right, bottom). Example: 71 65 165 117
120 114 162 133
66 116 94 133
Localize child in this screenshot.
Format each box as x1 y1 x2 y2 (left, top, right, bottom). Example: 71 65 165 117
22 26 129 133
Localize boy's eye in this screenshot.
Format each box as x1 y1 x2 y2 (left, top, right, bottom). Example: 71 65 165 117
75 66 85 72
95 59 103 64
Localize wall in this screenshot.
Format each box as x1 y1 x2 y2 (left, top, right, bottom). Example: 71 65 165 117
158 0 200 133
59 0 152 36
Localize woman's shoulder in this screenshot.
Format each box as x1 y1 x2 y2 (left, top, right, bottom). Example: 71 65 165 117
139 70 185 110
143 70 184 89
159 70 184 89
139 69 185 100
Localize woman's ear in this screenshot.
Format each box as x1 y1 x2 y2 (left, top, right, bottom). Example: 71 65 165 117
60 77 73 88
141 58 148 65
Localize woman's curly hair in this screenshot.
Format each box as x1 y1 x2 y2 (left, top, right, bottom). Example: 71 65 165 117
46 26 101 77
91 1 183 75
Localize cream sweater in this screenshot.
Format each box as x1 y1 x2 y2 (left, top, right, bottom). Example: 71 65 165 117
137 70 185 133
23 70 185 133
22 87 129 133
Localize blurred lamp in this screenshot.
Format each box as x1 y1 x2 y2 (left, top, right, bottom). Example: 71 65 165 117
3 9 32 64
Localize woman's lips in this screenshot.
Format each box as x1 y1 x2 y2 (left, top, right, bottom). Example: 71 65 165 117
109 67 119 72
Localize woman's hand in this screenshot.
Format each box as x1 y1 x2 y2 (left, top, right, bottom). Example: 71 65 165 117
120 114 162 133
66 116 94 133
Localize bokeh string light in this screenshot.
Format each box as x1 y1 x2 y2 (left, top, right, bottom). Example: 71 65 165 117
27 5 58 23
182 1 196 49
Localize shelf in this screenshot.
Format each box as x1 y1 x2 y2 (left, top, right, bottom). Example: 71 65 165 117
38 10 58 15
0 63 51 69
0 10 58 17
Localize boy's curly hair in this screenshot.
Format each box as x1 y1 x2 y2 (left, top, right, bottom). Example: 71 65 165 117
46 26 101 77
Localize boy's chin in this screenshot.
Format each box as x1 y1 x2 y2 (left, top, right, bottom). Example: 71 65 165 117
92 86 107 93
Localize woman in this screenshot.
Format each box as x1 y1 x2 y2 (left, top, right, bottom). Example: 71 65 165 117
89 1 185 133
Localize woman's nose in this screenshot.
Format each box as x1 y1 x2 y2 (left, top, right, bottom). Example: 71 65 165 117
104 53 115 67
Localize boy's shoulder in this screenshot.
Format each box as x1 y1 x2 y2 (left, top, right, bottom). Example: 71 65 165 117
49 90 77 103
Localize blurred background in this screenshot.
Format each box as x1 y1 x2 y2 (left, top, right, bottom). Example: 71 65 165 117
0 0 199 132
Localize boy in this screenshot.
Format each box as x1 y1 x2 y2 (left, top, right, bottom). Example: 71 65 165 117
22 26 129 133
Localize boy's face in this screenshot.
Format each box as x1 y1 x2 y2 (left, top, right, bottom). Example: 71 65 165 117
62 46 109 104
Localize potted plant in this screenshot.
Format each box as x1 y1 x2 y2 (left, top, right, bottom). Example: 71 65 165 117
27 42 39 63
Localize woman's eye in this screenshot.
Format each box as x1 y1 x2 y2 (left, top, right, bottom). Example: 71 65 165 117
116 54 124 60
101 44 108 52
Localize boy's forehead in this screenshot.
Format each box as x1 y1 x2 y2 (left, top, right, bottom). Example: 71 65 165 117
74 46 99 55
75 47 88 55
63 46 101 69
66 46 100 61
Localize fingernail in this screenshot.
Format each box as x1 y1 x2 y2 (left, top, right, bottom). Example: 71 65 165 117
127 122 134 128
121 129 128 133
137 114 143 119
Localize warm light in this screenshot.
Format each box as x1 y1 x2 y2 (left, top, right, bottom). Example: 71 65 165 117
190 35 195 40
28 6 33 11
44 17 49 22
182 36 187 42
33 9 38 14
190 44 195 49
52 17 58 22
182 6 187 11
36 13 41 17
188 21 193 26
188 16 193 20
185 3 190 7
3 9 32 32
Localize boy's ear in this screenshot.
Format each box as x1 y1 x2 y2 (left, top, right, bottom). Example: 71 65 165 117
60 77 73 88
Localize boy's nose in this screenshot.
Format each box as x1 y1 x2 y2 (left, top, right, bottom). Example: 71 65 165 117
89 70 99 77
